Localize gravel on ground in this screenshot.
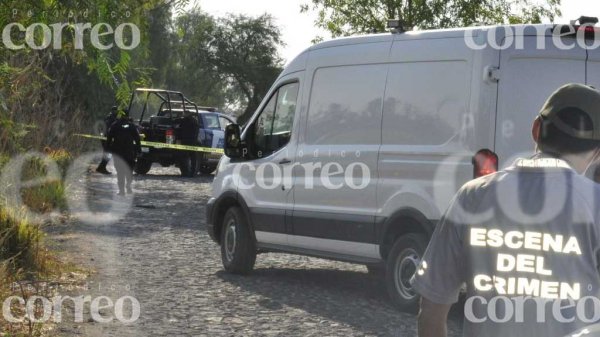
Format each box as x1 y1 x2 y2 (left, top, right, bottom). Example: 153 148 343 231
51 165 463 337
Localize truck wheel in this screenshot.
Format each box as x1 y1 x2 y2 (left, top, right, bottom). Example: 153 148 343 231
220 207 256 274
199 164 217 175
179 155 195 177
134 158 152 175
385 233 427 313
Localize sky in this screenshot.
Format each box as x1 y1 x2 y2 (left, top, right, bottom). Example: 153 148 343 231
196 0 600 64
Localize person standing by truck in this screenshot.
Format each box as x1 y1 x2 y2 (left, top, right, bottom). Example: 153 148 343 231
178 110 200 177
96 106 118 175
412 84 600 337
106 111 142 195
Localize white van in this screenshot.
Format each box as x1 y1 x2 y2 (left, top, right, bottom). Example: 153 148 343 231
206 20 600 311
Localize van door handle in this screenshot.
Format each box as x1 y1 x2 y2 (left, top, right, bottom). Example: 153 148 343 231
279 159 292 165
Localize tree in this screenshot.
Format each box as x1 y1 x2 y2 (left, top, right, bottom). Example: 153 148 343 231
0 2 284 153
210 14 284 124
301 0 562 37
167 8 227 108
0 0 189 152
165 11 284 123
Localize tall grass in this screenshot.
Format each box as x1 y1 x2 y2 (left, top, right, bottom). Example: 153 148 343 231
0 208 42 273
20 149 72 214
0 148 73 336
0 148 71 270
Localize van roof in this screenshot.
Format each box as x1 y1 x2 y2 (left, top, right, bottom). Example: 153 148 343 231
282 23 577 76
308 23 562 51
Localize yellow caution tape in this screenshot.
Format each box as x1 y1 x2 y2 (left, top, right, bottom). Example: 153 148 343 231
74 134 225 154
73 133 106 141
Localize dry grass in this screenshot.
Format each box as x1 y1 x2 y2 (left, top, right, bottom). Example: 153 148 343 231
0 251 82 337
0 149 76 337
19 149 72 214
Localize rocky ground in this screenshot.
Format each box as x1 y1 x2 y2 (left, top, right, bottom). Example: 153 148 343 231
50 165 463 337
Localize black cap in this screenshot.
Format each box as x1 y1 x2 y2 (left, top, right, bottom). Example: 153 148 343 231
540 84 600 140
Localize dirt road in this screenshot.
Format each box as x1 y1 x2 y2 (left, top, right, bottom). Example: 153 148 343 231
52 166 462 336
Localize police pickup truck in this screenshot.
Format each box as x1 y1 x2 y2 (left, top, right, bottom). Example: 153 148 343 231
127 88 233 177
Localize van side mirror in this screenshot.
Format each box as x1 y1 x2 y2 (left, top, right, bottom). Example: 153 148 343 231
224 123 243 158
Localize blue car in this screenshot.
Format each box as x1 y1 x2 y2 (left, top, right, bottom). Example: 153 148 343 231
197 111 235 174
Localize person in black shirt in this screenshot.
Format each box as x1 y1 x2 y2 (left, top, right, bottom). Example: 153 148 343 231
96 106 118 174
179 111 200 176
106 111 141 195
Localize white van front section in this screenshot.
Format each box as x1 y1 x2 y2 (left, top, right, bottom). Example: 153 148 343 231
211 51 309 201
290 36 393 261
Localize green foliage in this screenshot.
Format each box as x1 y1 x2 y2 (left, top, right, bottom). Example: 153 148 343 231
0 2 283 153
0 207 42 271
0 148 72 273
0 0 189 153
301 0 562 37
0 153 9 169
167 8 225 108
165 10 285 122
211 14 284 123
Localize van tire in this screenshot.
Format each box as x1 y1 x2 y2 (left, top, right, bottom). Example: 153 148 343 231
220 206 256 274
385 233 427 313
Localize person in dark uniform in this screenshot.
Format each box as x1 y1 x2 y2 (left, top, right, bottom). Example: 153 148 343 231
96 106 118 174
106 111 142 195
179 110 200 176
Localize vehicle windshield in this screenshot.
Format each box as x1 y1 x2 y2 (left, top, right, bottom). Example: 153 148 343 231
202 114 221 130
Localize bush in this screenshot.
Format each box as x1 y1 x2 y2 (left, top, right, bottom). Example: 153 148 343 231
0 149 78 336
45 147 72 173
0 152 8 169
0 148 72 271
19 149 72 213
0 208 42 273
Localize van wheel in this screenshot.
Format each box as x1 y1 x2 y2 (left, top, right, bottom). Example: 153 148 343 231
385 233 427 313
220 207 256 274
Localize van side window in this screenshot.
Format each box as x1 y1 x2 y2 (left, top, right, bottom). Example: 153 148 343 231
250 82 299 158
305 65 387 145
383 61 469 146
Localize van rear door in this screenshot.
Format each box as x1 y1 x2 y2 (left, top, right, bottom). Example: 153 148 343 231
585 35 600 88
495 36 587 167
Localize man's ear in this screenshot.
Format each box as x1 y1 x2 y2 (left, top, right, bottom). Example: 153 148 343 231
532 116 542 144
